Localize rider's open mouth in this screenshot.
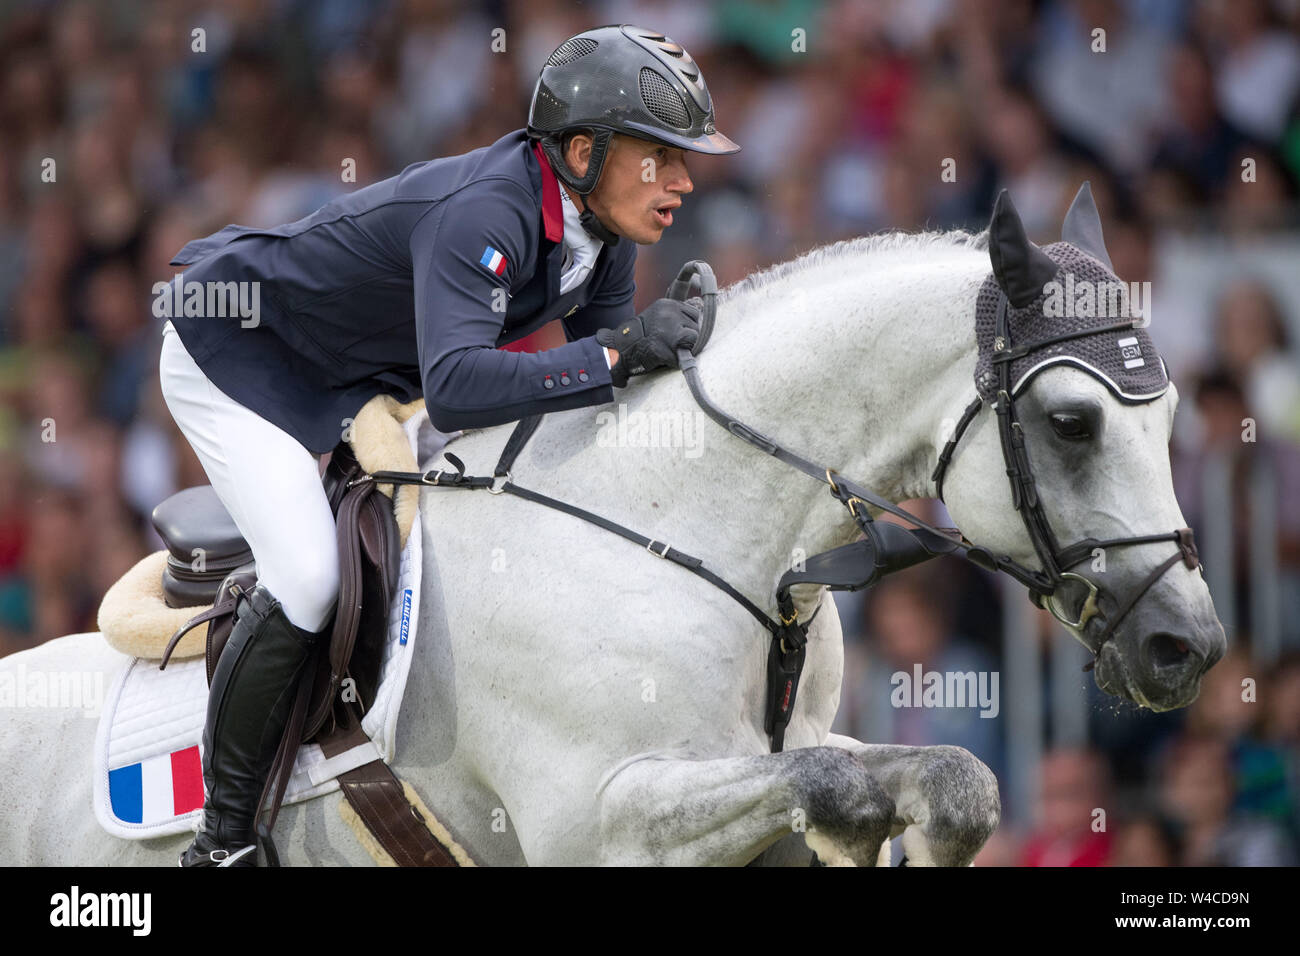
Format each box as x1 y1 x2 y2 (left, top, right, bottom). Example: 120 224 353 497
654 203 679 227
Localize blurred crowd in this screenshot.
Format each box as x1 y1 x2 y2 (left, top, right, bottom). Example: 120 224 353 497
1 0 1298 865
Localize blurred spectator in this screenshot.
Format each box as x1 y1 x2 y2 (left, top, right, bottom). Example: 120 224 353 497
837 565 1006 785
81 258 152 426
980 86 1072 238
1210 277 1300 442
1171 368 1300 649
1197 0 1300 144
971 827 1023 867
1032 0 1173 178
1184 646 1300 838
1160 734 1297 865
1149 41 1252 201
1264 651 1300 747
1018 747 1114 866
1108 810 1184 866
1221 147 1297 231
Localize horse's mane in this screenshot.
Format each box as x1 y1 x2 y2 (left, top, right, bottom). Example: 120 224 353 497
717 228 990 308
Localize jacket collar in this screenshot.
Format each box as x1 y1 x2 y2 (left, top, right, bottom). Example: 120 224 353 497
531 140 564 243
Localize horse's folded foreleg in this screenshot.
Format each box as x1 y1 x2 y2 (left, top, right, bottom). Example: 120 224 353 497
823 735 1000 866
595 746 894 866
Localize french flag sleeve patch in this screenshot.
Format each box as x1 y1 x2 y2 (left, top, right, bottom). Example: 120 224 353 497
108 745 205 824
479 246 509 277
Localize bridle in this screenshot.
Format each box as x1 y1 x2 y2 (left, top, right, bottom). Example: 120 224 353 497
929 293 1201 668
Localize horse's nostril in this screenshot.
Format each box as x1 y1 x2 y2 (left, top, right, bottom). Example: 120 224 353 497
1147 632 1193 670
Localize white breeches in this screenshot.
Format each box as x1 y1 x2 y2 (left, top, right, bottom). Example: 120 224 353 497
158 321 339 631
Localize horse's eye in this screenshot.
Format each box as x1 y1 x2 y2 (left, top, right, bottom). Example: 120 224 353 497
1051 413 1091 440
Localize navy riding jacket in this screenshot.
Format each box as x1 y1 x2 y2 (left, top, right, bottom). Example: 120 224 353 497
165 129 634 454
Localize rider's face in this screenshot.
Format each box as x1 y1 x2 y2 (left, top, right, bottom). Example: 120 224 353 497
562 133 693 244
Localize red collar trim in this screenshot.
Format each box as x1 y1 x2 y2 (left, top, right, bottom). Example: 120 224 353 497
532 141 564 243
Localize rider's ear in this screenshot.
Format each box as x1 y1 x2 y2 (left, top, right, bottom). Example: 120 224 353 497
989 189 1059 308
1061 181 1114 273
564 131 594 180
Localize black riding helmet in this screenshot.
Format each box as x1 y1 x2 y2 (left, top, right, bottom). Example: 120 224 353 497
527 24 740 243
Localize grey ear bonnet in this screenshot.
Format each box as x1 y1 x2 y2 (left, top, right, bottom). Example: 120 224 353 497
975 242 1168 404
977 183 1168 405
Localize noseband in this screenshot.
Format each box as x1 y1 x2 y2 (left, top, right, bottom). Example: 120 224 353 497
930 295 1201 668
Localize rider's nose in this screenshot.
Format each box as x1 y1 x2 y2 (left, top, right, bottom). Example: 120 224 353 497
671 161 693 195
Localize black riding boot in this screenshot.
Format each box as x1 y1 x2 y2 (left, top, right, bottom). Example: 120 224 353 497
180 584 323 866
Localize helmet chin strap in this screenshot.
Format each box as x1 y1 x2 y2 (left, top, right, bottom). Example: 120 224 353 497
540 130 622 246
575 192 621 245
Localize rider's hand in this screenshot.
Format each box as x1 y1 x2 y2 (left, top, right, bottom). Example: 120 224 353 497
595 298 700 388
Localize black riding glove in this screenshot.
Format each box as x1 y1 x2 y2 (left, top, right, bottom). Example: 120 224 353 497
595 298 701 388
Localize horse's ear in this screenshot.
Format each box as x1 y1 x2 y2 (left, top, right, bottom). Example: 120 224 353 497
1061 181 1114 272
989 189 1059 308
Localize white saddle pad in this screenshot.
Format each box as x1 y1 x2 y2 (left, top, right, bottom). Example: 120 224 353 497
93 411 430 840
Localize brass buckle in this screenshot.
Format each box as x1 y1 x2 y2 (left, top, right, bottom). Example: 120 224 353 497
646 540 670 558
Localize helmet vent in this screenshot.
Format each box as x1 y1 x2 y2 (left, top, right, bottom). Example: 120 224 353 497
546 36 598 67
638 67 691 129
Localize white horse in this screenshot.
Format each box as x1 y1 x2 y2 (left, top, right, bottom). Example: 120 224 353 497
0 191 1223 866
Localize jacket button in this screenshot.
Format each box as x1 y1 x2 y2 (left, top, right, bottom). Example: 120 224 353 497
578 370 589 382
560 373 571 386
543 375 554 389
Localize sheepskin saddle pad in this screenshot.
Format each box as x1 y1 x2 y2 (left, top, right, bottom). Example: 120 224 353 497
97 394 432 662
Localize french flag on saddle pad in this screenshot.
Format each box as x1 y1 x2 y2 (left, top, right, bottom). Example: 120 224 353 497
480 246 508 277
108 745 204 825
